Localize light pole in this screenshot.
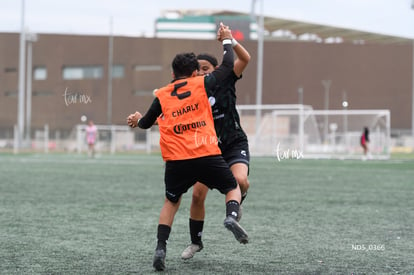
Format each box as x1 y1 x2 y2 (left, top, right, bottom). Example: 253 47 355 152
412 40 414 137
25 31 38 146
251 0 264 145
107 17 114 125
411 1 414 136
17 0 26 151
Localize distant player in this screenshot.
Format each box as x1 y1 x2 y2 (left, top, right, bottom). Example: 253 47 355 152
86 120 97 158
360 126 370 159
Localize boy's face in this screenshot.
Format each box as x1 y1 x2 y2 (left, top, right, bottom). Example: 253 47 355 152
197 60 215 76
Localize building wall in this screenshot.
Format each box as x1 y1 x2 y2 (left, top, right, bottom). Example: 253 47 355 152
0 32 412 138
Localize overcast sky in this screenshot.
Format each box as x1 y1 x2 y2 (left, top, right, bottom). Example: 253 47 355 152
1 0 414 39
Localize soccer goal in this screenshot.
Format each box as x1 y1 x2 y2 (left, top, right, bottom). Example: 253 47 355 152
237 105 391 159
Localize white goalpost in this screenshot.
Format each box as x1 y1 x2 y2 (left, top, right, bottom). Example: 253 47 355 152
237 105 391 159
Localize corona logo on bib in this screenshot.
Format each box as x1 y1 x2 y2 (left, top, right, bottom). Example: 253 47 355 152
173 121 207 135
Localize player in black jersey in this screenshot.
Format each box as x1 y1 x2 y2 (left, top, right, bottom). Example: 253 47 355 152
181 23 252 260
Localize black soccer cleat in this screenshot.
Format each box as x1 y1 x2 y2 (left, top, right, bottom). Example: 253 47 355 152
153 249 166 271
224 216 249 244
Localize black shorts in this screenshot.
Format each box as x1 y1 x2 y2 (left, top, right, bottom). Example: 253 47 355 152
164 155 238 203
221 138 250 168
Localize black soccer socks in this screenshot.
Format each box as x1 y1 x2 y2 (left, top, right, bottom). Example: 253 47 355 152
226 200 240 220
189 218 204 245
156 224 171 251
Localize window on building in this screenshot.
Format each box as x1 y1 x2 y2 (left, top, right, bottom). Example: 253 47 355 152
4 67 17 73
33 91 53 96
132 90 154 96
134 65 162 71
4 91 18 97
62 65 103 80
112 65 124 78
34 66 47 80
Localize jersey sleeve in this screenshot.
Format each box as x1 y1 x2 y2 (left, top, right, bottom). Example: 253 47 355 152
204 42 234 90
137 97 162 129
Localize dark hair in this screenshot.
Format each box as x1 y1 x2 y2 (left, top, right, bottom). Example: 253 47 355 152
197 53 218 67
172 52 199 78
363 127 369 141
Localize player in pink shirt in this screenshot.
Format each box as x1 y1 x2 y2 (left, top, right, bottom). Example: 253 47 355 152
86 120 98 157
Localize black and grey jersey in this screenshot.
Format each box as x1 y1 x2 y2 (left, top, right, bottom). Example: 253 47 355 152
206 71 248 151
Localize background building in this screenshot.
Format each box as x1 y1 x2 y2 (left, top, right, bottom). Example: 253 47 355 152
155 10 255 40
0 11 413 152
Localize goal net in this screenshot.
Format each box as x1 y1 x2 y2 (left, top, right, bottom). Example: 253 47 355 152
44 105 390 159
237 105 391 159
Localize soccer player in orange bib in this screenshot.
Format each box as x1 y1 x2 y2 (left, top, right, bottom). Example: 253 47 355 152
127 24 248 271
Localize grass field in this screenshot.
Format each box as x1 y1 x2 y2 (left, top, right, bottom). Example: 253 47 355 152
0 153 413 274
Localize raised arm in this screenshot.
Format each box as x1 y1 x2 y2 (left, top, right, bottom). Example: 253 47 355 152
205 24 234 89
218 23 250 77
232 40 251 77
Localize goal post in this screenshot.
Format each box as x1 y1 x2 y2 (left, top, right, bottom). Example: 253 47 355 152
237 105 391 159
66 106 390 159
